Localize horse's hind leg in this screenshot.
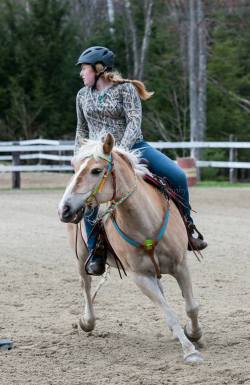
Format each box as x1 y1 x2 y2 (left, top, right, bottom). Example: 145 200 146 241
132 273 203 363
174 258 202 342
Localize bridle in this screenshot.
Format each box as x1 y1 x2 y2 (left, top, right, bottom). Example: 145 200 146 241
85 153 116 206
85 153 137 214
74 151 137 271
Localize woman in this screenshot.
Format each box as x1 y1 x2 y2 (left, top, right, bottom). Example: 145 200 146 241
74 46 207 276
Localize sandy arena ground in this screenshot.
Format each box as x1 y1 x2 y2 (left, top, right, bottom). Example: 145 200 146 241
0 173 250 385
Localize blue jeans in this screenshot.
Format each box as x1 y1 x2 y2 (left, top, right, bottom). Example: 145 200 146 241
84 140 192 251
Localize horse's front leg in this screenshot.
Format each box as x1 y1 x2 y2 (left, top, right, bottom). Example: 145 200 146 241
67 223 95 332
174 258 202 342
131 272 203 363
78 268 96 332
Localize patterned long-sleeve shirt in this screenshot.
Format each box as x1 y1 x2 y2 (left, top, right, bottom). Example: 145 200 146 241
74 82 143 154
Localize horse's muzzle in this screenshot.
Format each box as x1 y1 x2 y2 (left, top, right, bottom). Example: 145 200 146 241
59 204 85 224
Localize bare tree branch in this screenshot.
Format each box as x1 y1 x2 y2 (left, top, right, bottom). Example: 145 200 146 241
209 77 250 113
106 0 115 37
197 0 207 142
188 0 199 145
124 0 139 78
138 0 154 80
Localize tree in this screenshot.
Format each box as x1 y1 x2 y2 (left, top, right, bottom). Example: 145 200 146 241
0 0 79 139
123 0 154 80
188 0 207 166
1 0 250 171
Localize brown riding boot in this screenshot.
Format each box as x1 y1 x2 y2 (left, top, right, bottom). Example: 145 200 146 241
186 223 208 251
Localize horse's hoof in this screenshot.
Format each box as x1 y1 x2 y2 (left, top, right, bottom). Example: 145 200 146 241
184 351 204 364
79 318 95 332
184 324 202 342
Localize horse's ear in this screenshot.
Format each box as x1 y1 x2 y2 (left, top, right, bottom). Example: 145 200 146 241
102 133 115 155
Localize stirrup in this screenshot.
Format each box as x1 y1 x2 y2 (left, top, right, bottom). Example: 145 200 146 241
85 238 107 276
187 223 204 240
187 223 207 252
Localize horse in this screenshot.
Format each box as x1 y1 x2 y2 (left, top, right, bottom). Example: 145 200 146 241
58 133 204 363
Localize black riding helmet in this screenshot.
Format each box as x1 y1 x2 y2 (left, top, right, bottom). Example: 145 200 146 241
76 46 114 69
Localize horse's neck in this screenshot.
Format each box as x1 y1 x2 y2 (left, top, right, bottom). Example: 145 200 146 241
114 156 166 234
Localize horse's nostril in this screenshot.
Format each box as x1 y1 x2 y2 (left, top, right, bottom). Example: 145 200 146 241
63 204 71 217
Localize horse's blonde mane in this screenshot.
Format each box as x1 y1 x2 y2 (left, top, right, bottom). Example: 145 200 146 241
73 139 151 177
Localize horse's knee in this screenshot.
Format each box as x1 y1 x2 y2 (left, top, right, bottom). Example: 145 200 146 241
79 275 91 291
79 277 85 289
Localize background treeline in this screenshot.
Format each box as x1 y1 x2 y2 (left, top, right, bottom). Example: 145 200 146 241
0 0 250 150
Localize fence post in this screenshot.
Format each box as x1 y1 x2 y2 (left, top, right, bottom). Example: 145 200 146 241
229 134 237 183
12 141 21 189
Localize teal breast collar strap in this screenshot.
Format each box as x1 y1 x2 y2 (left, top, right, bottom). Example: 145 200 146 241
111 205 171 279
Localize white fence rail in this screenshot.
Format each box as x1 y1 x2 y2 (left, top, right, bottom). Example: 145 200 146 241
0 139 249 188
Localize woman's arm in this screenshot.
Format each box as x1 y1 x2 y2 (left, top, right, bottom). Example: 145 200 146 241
74 91 89 155
120 83 142 150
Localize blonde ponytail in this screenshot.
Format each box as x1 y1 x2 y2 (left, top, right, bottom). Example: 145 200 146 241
95 64 154 101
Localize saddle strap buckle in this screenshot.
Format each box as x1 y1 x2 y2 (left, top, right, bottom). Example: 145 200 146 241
143 239 154 251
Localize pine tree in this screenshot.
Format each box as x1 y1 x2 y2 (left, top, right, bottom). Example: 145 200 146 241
0 0 79 139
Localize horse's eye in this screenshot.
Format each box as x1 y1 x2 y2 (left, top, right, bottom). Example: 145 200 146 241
91 168 103 175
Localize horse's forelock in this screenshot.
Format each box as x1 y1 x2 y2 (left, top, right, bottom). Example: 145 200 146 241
73 140 105 164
